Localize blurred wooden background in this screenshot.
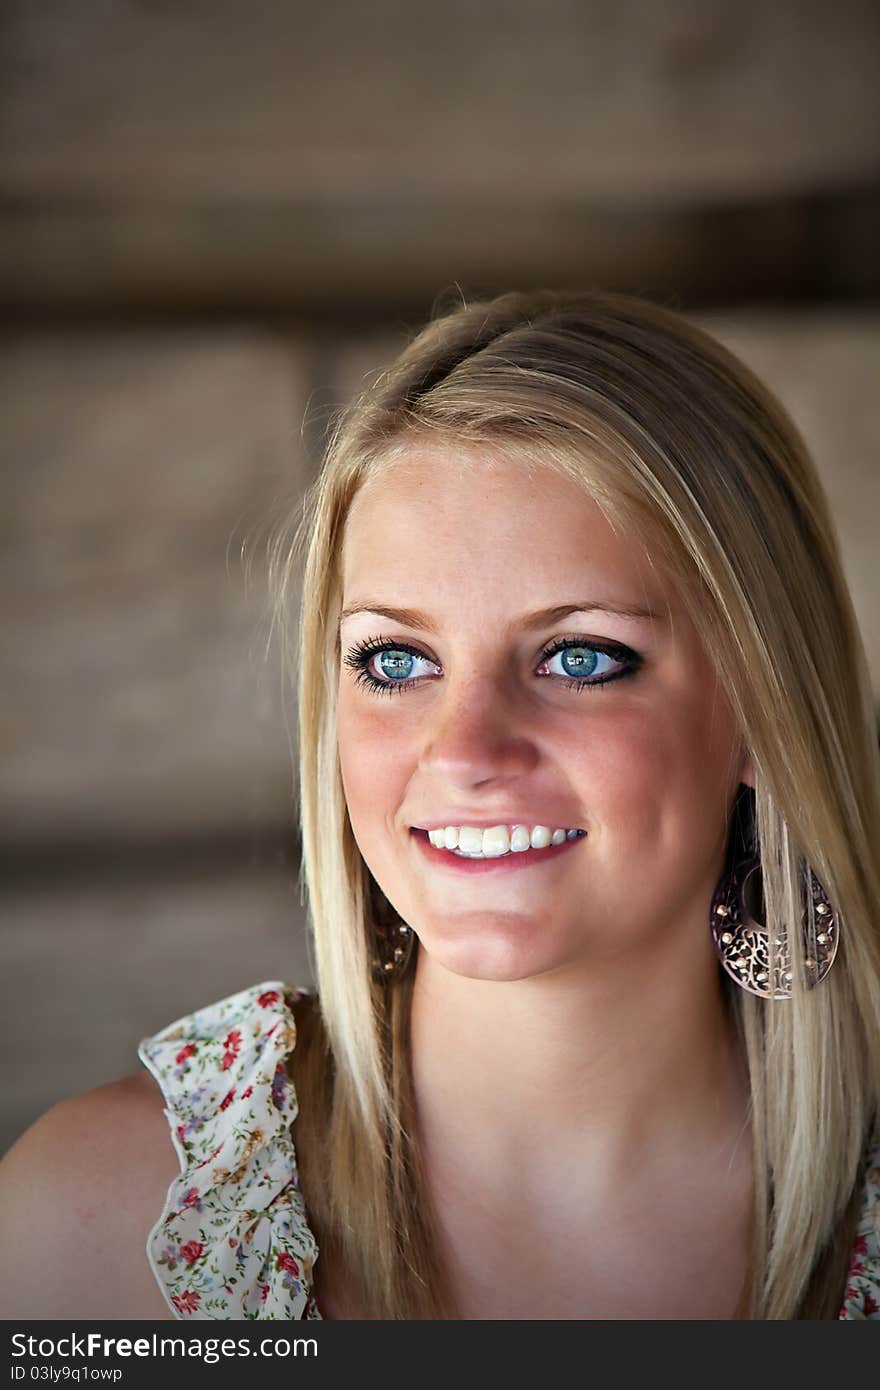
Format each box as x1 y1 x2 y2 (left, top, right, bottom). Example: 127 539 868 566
2 0 879 1153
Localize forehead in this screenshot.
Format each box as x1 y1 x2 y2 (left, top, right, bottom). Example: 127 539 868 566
342 444 667 609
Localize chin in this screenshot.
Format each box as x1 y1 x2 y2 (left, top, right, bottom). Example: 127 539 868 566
416 914 570 983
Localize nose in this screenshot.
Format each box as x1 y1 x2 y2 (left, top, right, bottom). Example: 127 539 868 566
418 674 540 789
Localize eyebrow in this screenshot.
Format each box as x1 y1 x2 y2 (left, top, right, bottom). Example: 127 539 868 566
339 600 662 631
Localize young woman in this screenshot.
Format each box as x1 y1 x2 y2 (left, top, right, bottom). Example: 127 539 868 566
2 291 879 1319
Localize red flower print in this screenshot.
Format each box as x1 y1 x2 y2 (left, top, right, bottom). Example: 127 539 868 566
181 1186 201 1209
194 1140 224 1172
276 1252 299 1275
180 1240 205 1265
219 1088 236 1111
853 1235 868 1257
175 1042 196 1065
241 1085 253 1100
221 1028 242 1071
258 990 280 1008
260 1283 269 1302
171 1289 201 1315
176 1124 186 1144
865 1293 879 1317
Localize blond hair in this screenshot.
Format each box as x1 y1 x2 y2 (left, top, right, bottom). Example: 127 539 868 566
270 290 880 1318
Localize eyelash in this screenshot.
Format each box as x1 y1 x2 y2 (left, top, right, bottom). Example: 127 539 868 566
342 632 642 698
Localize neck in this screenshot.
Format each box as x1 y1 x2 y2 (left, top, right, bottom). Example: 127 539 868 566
410 928 750 1189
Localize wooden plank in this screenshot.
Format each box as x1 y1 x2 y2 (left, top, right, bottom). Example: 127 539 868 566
0 331 313 844
7 196 875 315
2 2 879 312
2 1 878 202
703 311 880 693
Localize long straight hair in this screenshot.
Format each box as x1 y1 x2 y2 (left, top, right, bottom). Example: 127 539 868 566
270 291 880 1318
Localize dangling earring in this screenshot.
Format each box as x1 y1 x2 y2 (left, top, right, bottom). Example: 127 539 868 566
371 917 415 981
367 876 416 981
710 850 839 999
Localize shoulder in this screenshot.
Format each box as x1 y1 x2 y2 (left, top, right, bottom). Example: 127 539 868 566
0 1070 176 1318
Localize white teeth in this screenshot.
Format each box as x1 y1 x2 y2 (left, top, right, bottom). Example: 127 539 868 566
481 826 510 857
510 825 531 853
457 826 484 854
422 823 584 858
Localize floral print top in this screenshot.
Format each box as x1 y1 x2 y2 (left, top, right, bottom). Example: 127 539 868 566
139 980 880 1320
138 982 321 1320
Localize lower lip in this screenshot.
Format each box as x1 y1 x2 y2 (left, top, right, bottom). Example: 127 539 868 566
410 827 586 873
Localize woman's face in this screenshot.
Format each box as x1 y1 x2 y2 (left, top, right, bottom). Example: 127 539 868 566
337 444 752 982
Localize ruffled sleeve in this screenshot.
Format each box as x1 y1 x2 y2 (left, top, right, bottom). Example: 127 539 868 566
838 1133 880 1319
137 981 322 1320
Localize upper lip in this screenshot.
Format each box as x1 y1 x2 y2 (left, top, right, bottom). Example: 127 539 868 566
410 818 584 830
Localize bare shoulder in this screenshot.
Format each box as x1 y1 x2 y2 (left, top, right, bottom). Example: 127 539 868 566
0 1071 178 1319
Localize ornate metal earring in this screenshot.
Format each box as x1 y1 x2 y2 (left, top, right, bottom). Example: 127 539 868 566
710 851 839 999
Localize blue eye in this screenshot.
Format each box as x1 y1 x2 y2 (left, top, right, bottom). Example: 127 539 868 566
373 648 438 684
343 639 440 696
539 643 622 684
343 633 640 698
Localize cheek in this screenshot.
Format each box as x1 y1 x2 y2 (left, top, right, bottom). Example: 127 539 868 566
578 713 667 819
336 689 411 830
579 698 737 836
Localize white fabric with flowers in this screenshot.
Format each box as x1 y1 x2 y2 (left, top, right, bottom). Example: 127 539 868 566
138 982 321 1319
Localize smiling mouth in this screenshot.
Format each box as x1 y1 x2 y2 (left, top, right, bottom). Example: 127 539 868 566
411 822 586 856
409 826 586 870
